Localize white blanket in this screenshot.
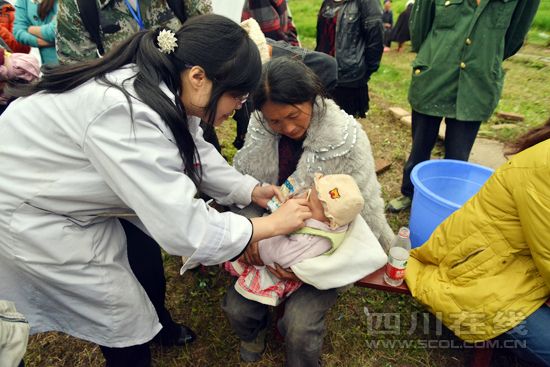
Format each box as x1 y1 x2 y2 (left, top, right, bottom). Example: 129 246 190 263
291 216 387 290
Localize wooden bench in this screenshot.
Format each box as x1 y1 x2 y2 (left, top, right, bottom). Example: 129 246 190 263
355 266 493 367
356 266 410 294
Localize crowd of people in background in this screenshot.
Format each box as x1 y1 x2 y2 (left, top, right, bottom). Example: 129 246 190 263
0 0 546 367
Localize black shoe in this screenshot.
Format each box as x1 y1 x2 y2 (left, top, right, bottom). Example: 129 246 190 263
155 324 196 347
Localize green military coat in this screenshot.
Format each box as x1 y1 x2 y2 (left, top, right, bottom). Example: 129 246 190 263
57 0 212 64
408 0 539 122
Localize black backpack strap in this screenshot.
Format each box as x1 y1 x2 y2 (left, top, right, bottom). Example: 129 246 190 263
76 0 105 57
165 0 187 24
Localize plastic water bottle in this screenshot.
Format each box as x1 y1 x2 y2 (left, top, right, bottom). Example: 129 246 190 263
383 227 411 287
267 174 307 212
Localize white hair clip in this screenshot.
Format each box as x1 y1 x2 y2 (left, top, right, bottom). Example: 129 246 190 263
157 29 178 54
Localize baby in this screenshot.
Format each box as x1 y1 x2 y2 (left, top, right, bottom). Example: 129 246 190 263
229 173 365 306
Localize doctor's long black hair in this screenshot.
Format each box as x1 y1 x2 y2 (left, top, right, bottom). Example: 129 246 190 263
8 14 261 185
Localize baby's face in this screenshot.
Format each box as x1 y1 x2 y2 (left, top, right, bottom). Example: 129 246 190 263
308 186 329 223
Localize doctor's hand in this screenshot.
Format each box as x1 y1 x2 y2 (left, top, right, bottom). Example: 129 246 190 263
249 198 311 243
251 183 283 209
268 198 312 235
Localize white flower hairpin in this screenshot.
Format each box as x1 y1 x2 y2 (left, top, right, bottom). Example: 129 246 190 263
157 29 178 54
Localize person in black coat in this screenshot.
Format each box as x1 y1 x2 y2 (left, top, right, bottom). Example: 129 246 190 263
316 0 383 118
382 0 393 51
390 0 413 52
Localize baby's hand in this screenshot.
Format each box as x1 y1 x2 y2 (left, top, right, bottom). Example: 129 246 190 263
267 263 300 282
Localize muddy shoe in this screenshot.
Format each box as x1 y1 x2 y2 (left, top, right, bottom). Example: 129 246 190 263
240 328 266 362
386 196 412 212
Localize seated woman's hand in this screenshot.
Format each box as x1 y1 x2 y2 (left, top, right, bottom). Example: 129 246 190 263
251 183 283 209
267 263 301 282
240 241 264 266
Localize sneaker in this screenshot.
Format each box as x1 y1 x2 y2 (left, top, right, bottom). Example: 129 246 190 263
386 196 412 212
239 328 266 362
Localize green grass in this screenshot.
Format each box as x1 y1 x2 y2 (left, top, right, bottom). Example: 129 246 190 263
532 0 550 31
288 0 322 48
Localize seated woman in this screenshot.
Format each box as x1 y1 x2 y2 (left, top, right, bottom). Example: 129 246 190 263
406 118 550 366
223 57 393 365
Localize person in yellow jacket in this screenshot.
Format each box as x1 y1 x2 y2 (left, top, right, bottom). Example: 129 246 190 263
406 118 550 366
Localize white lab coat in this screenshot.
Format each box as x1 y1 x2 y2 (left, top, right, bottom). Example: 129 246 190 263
0 66 258 347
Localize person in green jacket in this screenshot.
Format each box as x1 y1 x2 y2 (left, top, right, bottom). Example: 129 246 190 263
387 0 540 212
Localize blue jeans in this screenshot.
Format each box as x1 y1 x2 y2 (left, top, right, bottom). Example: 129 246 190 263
222 284 339 367
500 304 550 366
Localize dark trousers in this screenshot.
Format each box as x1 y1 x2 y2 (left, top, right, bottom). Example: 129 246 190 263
222 284 339 367
333 83 370 118
99 220 177 366
100 342 151 367
401 110 481 197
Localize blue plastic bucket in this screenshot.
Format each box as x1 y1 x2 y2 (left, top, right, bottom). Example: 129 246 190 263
409 159 494 248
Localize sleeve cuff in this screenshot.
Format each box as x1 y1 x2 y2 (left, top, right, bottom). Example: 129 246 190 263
180 209 252 274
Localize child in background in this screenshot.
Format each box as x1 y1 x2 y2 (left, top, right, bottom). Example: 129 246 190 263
228 173 365 306
0 1 31 53
0 47 39 110
13 0 58 65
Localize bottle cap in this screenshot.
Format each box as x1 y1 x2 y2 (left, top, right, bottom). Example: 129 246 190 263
398 227 410 238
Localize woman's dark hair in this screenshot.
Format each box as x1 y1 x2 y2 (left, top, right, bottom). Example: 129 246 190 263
38 0 56 20
506 117 550 156
253 57 327 114
9 14 261 185
166 0 188 23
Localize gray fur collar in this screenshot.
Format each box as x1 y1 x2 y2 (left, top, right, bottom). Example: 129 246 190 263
302 97 358 157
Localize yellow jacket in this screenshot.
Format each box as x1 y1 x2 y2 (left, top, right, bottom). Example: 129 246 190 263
406 140 550 342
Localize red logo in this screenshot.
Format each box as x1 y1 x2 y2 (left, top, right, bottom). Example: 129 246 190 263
329 188 340 199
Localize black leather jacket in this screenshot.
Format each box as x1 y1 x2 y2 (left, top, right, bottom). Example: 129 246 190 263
317 0 384 86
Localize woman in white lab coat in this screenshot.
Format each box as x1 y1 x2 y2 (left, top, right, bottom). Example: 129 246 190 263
0 14 311 366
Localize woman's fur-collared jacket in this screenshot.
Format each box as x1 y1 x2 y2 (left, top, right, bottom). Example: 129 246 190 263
233 97 394 251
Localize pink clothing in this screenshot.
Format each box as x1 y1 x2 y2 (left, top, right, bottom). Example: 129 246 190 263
0 52 39 81
0 51 39 104
230 259 302 306
259 218 346 268
228 219 348 306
